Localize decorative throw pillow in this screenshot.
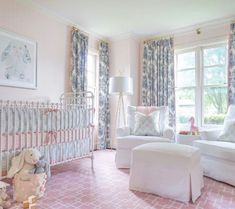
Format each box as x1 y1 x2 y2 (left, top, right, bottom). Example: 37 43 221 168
127 106 168 135
127 106 136 134
218 119 235 142
133 111 160 136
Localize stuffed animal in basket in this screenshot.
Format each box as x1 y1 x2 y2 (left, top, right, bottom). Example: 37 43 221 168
7 149 48 202
0 181 11 209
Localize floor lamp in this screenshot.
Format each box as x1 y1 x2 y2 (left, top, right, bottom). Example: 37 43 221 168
109 76 133 148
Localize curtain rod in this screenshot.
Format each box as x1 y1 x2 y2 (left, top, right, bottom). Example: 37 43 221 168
71 26 109 44
99 39 109 45
71 26 90 36
72 26 80 32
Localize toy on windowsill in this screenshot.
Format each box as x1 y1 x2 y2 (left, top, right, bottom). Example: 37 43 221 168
179 117 199 136
189 116 199 135
0 181 11 209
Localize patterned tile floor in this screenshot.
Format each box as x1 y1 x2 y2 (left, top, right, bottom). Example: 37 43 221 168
9 150 235 209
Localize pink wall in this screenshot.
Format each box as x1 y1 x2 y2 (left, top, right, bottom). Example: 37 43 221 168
0 0 72 102
109 37 140 146
109 37 140 107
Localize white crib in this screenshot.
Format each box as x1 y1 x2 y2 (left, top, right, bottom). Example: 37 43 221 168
0 91 94 179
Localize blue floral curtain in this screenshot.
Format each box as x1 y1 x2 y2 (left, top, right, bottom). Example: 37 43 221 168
98 42 110 149
142 38 175 127
228 23 235 105
71 30 88 92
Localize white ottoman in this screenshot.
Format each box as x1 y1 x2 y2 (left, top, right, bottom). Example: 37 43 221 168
129 143 203 203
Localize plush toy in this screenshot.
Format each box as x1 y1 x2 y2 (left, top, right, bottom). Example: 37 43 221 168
33 156 50 177
7 149 48 202
188 116 199 135
8 148 41 181
13 172 46 202
0 182 11 209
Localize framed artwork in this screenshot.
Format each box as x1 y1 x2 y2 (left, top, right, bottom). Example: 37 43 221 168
0 29 37 89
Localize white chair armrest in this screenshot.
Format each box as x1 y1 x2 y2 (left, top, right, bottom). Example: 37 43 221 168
163 127 175 141
116 127 130 137
200 129 222 141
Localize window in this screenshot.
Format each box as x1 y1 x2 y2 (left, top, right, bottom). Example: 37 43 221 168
87 51 98 122
175 43 228 130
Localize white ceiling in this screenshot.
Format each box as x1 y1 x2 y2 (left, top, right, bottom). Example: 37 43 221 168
31 0 235 38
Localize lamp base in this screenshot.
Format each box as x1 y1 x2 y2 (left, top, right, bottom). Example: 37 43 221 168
112 93 126 149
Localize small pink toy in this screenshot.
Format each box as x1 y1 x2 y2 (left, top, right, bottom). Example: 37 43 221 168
188 117 199 135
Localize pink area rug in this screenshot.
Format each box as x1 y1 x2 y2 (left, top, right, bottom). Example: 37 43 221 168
10 150 235 209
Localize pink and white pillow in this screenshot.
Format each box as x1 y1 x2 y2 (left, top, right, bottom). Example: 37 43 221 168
127 106 169 136
133 111 160 136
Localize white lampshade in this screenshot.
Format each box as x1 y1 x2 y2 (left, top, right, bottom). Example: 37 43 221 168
109 76 133 95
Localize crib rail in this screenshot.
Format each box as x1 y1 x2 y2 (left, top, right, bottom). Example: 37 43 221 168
0 92 94 179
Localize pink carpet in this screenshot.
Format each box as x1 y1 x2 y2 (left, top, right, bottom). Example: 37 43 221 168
10 150 235 209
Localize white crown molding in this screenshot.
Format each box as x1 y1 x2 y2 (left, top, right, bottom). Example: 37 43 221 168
141 16 235 42
17 0 109 42
173 16 234 35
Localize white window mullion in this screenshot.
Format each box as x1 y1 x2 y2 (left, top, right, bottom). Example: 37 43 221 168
197 47 203 128
193 47 199 127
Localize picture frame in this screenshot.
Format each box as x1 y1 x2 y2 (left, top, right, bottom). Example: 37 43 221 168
0 29 37 89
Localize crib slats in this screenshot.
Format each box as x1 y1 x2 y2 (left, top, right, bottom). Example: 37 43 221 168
0 91 94 179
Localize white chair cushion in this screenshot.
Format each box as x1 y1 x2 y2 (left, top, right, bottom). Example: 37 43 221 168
133 111 160 136
219 119 235 142
133 143 200 162
116 135 171 150
130 143 202 203
193 140 235 162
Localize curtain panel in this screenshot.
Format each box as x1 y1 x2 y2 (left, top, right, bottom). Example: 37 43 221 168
98 42 111 149
71 30 88 92
142 38 175 127
228 23 235 105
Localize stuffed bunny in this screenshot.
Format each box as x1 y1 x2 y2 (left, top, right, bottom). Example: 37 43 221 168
8 149 48 202
7 148 41 181
13 173 46 202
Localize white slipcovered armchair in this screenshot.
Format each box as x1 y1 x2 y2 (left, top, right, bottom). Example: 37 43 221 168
115 106 175 168
193 105 235 186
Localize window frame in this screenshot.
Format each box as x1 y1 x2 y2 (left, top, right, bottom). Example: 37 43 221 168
200 43 228 128
175 47 198 128
175 41 228 130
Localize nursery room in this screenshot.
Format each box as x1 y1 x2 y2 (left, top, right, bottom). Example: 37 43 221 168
0 0 235 208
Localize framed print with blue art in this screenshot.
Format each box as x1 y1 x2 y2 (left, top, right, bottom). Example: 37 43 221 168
0 29 37 89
